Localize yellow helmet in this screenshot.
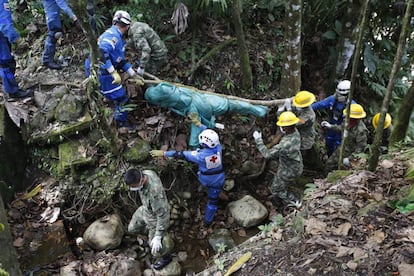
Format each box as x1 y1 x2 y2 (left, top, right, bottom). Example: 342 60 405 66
292 91 316 108
277 111 300 126
343 103 366 119
372 112 392 129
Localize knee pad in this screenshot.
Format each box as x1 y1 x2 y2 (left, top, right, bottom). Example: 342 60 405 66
49 30 63 43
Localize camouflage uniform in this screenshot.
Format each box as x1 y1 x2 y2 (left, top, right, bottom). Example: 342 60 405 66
294 106 316 150
326 120 368 172
294 106 323 170
128 170 171 256
128 22 168 73
255 129 303 204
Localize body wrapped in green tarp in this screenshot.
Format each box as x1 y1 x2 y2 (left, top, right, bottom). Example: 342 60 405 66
145 82 268 147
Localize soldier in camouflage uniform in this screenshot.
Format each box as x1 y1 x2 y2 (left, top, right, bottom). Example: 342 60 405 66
322 104 368 173
292 91 324 171
127 21 168 75
253 111 303 208
125 168 172 270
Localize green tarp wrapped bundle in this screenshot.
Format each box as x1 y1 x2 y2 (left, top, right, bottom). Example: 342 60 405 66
145 82 268 147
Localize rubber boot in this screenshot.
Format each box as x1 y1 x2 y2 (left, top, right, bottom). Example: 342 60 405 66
152 254 172 270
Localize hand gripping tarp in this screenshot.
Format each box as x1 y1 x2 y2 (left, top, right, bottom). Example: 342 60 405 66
145 82 268 147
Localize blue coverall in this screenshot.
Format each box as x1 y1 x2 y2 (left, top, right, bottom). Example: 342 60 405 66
165 125 225 225
0 0 20 95
312 95 356 156
42 0 75 64
97 25 133 122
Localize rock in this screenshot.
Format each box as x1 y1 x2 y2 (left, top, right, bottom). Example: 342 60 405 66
55 93 84 123
228 195 268 228
223 179 235 191
240 160 261 175
208 228 235 253
83 213 124 251
108 259 141 276
60 261 82 276
122 138 152 163
177 251 188 262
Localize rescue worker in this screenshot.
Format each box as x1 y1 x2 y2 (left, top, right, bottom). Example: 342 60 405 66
0 0 31 99
312 80 356 156
292 91 318 162
127 21 168 76
253 111 303 209
42 0 78 70
369 112 393 151
323 103 368 173
150 113 225 226
125 168 173 270
97 10 144 128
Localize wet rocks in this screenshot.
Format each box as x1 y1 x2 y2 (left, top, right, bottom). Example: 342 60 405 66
83 213 124 251
228 195 268 228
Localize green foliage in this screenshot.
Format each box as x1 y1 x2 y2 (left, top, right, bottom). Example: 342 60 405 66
269 214 285 226
214 258 225 271
321 20 341 40
198 0 228 13
0 267 9 276
119 103 138 113
258 223 273 235
224 77 235 92
216 242 228 254
255 0 285 22
303 183 317 198
292 214 305 234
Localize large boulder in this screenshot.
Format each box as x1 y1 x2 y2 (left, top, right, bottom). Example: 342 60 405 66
228 195 268 228
83 213 124 251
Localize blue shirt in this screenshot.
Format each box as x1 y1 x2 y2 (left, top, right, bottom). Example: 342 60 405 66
312 95 356 125
98 25 132 73
165 126 225 187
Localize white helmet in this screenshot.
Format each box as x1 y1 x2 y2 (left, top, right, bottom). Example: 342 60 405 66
198 129 220 148
113 10 131 25
336 80 351 95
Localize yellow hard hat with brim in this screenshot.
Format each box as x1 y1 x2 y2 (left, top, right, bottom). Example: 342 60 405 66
277 111 300 126
372 112 392 129
343 104 366 119
292 91 316 108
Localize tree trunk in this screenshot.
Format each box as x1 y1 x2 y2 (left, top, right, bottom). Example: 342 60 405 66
69 0 120 155
338 0 370 169
279 0 302 98
231 0 253 93
0 195 22 276
389 82 414 145
368 0 413 171
327 0 361 93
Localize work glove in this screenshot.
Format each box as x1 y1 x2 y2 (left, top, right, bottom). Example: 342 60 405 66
150 150 165 158
321 121 332 129
188 112 201 126
343 157 350 167
253 131 262 140
150 235 163 255
111 71 121 84
277 98 292 113
133 75 145 86
137 67 145 76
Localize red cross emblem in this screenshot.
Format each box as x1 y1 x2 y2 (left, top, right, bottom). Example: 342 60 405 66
209 155 218 163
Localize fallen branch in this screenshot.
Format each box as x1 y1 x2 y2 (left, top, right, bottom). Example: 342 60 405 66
186 38 237 81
